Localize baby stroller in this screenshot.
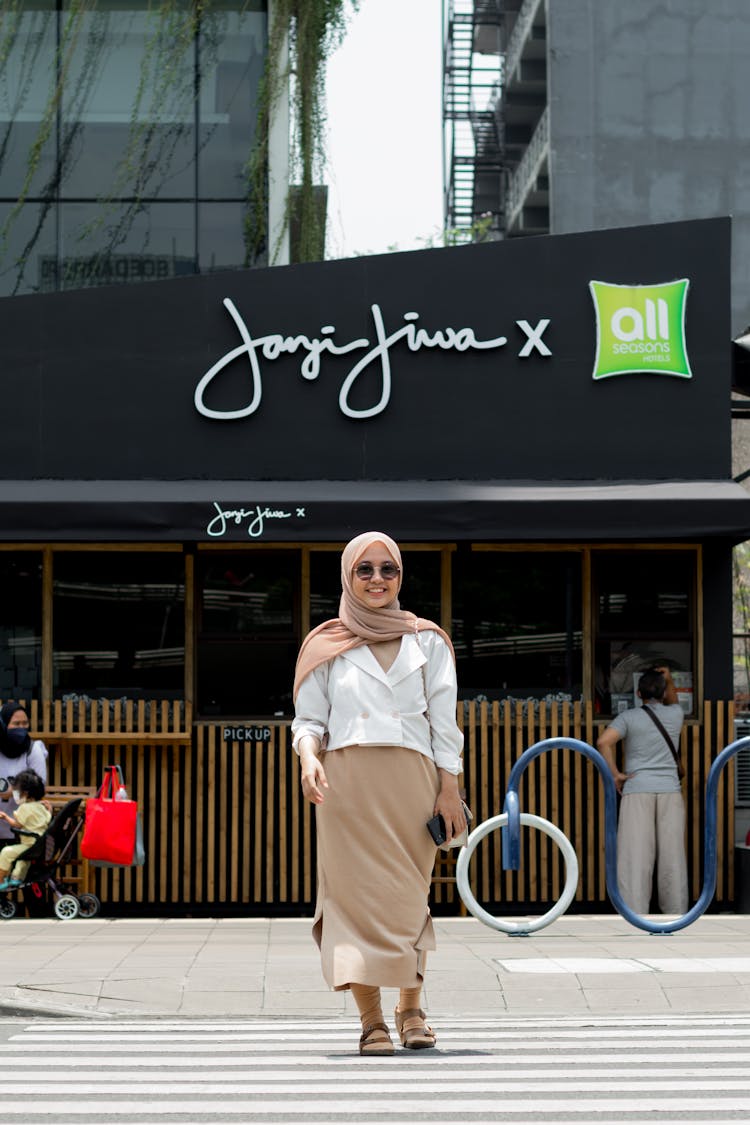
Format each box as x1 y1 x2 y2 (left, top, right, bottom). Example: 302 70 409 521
0 798 101 921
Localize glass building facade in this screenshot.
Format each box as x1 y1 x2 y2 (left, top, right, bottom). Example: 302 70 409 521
0 0 268 297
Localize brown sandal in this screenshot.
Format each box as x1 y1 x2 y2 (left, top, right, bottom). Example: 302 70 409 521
359 1021 395 1056
394 1007 437 1050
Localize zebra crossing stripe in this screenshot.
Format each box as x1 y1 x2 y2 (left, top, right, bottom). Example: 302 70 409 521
0 1017 748 1122
8 1077 750 1092
4 1096 750 1115
4 1063 750 1077
4 1052 750 1069
15 1025 750 1041
9 1013 750 1030
46 1120 746 1125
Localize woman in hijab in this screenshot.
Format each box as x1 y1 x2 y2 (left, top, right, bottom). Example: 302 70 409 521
0 702 49 848
292 532 465 1056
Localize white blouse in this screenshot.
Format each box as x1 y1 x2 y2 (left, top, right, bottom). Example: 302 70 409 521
291 631 464 775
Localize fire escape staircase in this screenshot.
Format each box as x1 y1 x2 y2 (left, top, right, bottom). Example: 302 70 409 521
444 0 504 238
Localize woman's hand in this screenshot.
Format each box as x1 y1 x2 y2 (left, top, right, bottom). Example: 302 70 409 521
434 770 466 844
298 738 329 805
611 768 633 795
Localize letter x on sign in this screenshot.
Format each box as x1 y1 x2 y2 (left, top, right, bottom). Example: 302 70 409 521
516 319 551 357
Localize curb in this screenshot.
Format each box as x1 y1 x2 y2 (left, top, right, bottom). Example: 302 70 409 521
0 999 113 1020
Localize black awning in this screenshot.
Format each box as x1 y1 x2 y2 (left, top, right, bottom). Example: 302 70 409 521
1 479 750 543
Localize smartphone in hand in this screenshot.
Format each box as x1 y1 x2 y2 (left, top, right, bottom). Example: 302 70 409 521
426 803 473 846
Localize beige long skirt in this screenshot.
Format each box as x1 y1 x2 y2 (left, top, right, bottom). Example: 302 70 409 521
312 745 440 991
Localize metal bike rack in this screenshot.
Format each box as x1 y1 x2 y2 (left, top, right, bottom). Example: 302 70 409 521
455 811 579 935
455 734 750 936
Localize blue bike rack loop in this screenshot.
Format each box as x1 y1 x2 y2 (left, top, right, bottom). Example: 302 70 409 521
501 734 750 934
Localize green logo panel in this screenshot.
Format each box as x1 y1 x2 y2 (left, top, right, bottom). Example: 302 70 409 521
589 279 692 380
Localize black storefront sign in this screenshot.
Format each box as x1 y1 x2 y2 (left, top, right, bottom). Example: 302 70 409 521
1 216 748 540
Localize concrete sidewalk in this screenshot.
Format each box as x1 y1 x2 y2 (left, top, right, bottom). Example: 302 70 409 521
1 913 750 1020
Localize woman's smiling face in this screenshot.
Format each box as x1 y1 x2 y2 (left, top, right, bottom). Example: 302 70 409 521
350 541 401 610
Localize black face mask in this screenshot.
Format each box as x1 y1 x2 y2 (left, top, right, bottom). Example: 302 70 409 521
2 728 30 758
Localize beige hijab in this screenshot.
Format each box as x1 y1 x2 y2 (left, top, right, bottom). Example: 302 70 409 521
293 531 454 700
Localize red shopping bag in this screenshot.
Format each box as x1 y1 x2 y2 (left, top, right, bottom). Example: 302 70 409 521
80 765 138 865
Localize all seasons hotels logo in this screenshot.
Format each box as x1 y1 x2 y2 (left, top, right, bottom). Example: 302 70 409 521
589 279 692 381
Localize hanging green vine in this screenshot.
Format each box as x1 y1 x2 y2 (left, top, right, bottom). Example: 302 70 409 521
245 0 359 266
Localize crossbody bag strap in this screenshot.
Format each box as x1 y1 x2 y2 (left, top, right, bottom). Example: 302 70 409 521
414 624 431 723
416 624 472 823
641 704 681 767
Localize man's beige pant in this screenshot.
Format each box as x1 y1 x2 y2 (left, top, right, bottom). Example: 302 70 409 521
617 792 688 915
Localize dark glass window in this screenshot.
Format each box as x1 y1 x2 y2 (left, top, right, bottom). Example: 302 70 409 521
0 4 56 197
399 551 441 625
0 0 268 294
199 203 253 272
52 553 185 697
198 7 266 199
0 554 43 700
59 202 197 288
452 551 582 702
309 551 340 629
198 552 298 716
60 0 196 200
594 550 696 716
0 204 56 297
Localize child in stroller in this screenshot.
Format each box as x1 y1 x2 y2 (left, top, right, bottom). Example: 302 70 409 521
0 772 100 920
0 768 50 889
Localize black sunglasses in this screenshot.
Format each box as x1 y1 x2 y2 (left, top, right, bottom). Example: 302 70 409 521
353 562 400 580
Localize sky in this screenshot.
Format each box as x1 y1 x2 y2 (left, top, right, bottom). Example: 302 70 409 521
324 0 444 259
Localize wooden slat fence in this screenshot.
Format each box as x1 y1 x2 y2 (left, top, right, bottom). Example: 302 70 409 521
19 698 191 740
5 699 736 914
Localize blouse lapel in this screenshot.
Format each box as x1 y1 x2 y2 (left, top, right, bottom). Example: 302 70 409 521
340 635 425 686
340 644 391 686
385 635 427 685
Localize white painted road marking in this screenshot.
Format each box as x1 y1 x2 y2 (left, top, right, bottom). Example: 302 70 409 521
495 955 750 973
2 1015 750 1122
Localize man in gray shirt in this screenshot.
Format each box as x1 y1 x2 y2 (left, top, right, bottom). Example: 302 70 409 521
597 667 687 915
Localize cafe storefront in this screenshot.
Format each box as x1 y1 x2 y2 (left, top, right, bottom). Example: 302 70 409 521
1 216 747 914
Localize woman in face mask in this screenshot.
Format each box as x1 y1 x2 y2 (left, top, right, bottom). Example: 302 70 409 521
0 702 49 846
